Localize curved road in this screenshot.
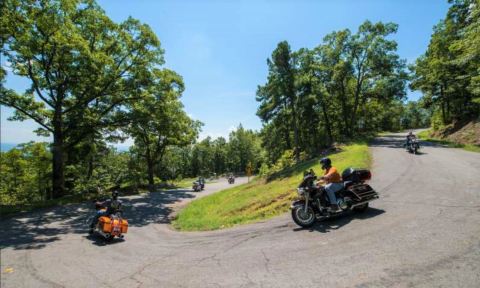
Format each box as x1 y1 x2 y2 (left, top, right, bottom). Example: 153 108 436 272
1 133 480 287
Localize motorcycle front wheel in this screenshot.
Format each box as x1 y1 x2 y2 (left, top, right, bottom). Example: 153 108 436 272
291 205 315 228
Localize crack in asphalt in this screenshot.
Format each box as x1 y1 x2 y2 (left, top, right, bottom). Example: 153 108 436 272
241 271 255 288
261 250 271 274
197 252 222 267
224 233 260 252
24 251 65 288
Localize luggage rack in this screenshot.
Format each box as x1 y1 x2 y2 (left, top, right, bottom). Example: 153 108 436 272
349 184 379 201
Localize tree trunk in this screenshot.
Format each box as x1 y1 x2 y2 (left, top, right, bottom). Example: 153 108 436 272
292 115 300 160
52 111 66 198
289 94 300 160
321 105 333 146
146 156 155 192
339 83 350 137
350 75 364 137
440 85 446 124
318 93 334 146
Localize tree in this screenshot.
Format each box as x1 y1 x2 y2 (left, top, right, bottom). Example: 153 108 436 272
0 142 51 204
125 69 201 191
257 21 407 163
1 0 164 197
257 41 300 159
227 125 264 173
411 0 480 127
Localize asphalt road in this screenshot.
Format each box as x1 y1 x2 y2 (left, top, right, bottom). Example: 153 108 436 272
1 133 480 288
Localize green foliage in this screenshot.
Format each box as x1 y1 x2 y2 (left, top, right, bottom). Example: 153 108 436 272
410 0 480 128
257 21 408 163
189 125 265 177
124 68 200 190
0 142 51 204
1 0 166 197
269 149 296 175
400 101 431 129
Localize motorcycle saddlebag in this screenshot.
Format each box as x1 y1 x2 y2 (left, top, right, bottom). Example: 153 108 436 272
342 167 371 182
121 219 128 233
99 216 112 233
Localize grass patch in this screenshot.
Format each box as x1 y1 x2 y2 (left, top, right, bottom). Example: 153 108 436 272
173 142 371 231
418 129 480 153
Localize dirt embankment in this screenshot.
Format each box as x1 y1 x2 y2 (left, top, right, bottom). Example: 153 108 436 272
432 119 480 145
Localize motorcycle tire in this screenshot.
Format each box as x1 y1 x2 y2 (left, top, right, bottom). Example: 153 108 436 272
291 205 316 228
353 203 369 213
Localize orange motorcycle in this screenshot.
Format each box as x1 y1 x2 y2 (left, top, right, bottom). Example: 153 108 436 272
92 202 128 242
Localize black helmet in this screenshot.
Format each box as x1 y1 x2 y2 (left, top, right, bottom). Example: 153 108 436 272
319 157 332 170
112 190 119 200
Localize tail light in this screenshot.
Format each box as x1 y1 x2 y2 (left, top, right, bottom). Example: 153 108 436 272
361 171 372 181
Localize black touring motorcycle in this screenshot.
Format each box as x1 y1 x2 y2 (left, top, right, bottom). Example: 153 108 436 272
291 168 379 228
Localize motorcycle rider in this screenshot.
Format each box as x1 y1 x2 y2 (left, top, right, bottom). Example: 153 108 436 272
318 157 342 212
89 190 122 234
406 131 416 147
198 176 205 189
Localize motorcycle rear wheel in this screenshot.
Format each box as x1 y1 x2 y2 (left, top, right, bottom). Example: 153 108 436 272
353 203 369 213
291 205 315 228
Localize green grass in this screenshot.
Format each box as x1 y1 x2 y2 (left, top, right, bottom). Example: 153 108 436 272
418 129 480 153
173 142 371 231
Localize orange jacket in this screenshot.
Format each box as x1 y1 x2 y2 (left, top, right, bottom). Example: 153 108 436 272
324 167 342 183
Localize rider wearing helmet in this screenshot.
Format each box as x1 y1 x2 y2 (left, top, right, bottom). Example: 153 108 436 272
89 190 122 233
319 157 342 212
406 131 416 147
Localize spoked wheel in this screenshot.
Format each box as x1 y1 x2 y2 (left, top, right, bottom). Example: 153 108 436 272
291 205 316 228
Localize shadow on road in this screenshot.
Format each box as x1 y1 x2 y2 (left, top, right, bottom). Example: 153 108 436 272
83 234 126 246
0 189 194 250
293 207 385 233
370 134 452 155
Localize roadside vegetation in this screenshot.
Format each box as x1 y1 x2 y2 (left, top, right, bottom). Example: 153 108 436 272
1 0 478 217
418 129 480 153
173 142 370 231
410 1 480 146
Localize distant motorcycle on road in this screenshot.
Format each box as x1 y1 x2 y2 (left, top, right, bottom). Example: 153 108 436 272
192 181 202 192
228 175 235 184
291 168 379 228
406 138 420 154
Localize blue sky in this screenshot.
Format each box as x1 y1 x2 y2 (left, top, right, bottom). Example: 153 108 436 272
1 0 450 147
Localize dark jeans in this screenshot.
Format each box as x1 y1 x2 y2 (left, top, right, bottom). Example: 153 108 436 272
90 210 108 228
